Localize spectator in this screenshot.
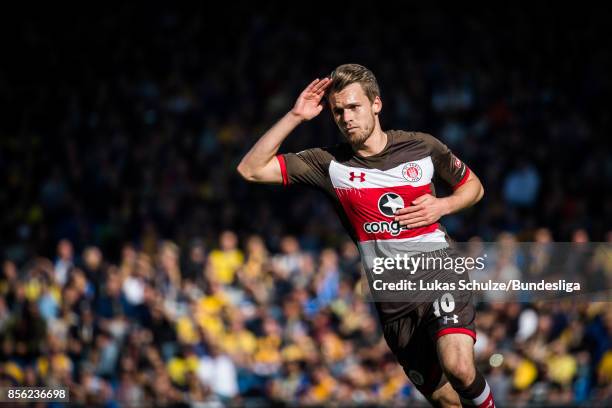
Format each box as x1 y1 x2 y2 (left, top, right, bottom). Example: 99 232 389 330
208 231 244 286
53 240 74 287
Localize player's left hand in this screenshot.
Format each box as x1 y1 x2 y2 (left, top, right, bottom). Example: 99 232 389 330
394 194 449 228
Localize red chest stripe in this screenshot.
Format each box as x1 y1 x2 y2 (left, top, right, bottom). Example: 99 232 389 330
334 184 440 242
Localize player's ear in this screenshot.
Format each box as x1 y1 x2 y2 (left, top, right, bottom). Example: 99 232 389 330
372 96 382 115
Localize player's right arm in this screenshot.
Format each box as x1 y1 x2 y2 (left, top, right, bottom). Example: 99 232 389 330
237 78 330 184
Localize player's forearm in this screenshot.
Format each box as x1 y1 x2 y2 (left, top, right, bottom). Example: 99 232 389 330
237 112 303 180
441 176 484 215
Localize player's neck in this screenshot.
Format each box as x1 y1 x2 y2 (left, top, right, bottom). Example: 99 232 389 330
355 127 387 157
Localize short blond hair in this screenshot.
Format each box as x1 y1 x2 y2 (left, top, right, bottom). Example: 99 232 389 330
328 64 380 103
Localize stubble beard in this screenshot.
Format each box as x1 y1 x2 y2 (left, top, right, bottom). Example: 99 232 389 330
342 116 375 149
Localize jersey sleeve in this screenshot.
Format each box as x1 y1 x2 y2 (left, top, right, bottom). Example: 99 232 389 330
276 148 330 189
427 135 471 190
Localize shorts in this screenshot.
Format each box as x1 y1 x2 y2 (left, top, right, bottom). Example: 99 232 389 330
380 249 476 395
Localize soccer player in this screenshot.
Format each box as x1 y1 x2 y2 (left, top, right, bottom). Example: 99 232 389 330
237 64 494 407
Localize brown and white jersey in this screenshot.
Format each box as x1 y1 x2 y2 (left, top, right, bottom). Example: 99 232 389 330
277 130 471 320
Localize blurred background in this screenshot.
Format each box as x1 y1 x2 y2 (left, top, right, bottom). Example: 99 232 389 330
0 3 611 407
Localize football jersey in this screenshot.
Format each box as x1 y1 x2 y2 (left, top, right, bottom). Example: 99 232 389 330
277 130 471 321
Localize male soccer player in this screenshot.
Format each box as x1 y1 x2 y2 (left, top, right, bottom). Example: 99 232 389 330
237 64 494 407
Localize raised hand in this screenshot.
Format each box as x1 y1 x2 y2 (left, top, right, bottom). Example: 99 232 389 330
290 78 332 121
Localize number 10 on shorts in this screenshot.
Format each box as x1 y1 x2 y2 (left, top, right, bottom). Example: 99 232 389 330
432 293 455 317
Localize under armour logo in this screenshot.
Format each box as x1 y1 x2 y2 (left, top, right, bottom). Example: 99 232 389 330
349 172 366 182
442 314 459 324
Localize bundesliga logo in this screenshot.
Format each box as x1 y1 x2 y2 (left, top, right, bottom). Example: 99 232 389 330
402 162 422 182
408 370 425 386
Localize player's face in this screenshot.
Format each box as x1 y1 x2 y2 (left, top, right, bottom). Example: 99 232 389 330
329 83 382 146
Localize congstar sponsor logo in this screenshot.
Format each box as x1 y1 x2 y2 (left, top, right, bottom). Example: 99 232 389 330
363 192 409 236
363 220 408 236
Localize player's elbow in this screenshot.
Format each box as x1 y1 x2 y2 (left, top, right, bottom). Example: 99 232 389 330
238 158 282 184
468 171 484 203
475 183 484 202
236 161 256 182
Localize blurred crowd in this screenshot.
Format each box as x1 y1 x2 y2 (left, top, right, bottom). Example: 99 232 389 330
1 3 612 407
1 4 611 264
0 231 611 406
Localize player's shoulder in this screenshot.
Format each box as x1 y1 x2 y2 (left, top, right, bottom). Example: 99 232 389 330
390 130 437 143
390 130 444 151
